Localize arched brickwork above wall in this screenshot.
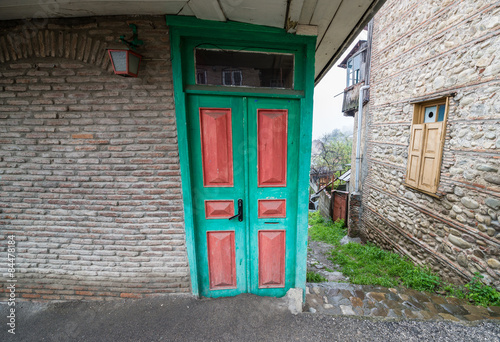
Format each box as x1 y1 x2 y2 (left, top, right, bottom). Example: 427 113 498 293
0 29 112 72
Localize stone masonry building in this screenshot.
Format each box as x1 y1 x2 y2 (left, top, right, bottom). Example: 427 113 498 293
349 0 500 289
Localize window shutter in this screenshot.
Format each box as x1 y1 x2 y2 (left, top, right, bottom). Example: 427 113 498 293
406 124 425 187
418 122 444 193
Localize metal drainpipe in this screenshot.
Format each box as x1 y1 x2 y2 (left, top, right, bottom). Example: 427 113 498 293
355 85 370 193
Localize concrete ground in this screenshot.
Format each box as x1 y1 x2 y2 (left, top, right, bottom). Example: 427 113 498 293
1 294 499 342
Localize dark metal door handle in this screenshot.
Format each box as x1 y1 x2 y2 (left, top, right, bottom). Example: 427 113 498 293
228 199 243 222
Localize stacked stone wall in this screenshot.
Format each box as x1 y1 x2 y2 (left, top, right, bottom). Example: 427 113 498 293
347 193 362 239
0 16 191 300
361 0 500 288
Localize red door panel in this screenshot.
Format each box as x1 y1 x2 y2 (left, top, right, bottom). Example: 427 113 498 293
257 109 287 187
207 231 237 290
258 199 286 218
199 108 234 187
205 200 235 219
258 230 286 288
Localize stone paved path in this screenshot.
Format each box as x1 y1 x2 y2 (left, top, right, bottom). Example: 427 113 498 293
307 239 348 282
305 282 500 322
306 238 500 323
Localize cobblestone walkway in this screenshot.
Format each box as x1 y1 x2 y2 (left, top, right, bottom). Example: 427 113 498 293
305 282 500 322
306 238 500 322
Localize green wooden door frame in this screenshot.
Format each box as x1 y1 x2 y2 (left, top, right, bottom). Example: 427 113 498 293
166 15 316 297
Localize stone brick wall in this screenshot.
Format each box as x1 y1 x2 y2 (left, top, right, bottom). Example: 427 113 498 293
360 0 500 288
348 102 370 195
0 16 191 300
348 102 369 238
347 193 362 238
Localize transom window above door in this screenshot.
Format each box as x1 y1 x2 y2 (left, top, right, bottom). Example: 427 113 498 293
195 48 294 89
423 103 446 123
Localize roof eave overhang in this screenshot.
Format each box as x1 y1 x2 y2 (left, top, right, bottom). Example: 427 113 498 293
314 0 386 85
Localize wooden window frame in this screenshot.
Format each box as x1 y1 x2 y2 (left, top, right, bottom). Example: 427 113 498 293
404 97 450 196
346 51 365 87
411 98 448 125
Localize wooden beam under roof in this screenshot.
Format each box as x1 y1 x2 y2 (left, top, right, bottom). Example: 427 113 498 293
286 0 305 32
296 25 318 36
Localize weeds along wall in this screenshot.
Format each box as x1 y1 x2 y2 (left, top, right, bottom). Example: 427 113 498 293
360 0 500 289
0 16 191 300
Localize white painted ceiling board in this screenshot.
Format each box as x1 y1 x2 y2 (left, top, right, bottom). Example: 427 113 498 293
178 3 195 16
188 0 226 21
298 0 318 25
310 0 342 47
0 0 184 7
219 0 287 28
314 0 371 78
0 1 187 20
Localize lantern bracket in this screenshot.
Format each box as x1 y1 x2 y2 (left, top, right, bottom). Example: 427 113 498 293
119 24 144 51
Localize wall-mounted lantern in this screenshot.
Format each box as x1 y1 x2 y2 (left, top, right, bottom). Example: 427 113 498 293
108 24 144 77
108 49 142 77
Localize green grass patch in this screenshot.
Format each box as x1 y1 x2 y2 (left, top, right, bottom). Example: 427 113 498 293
442 284 466 300
308 211 500 307
306 271 327 283
308 211 346 246
329 242 440 292
465 273 500 307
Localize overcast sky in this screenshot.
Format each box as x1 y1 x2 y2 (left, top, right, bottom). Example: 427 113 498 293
312 30 367 140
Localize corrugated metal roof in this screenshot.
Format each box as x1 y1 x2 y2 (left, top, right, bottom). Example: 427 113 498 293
338 169 351 182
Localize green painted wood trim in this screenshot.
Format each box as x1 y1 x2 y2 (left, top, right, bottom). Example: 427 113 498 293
185 85 304 99
167 15 298 37
295 39 317 299
166 17 313 49
168 26 200 297
242 97 251 289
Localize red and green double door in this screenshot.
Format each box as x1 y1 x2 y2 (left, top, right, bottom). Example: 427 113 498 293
187 94 299 297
